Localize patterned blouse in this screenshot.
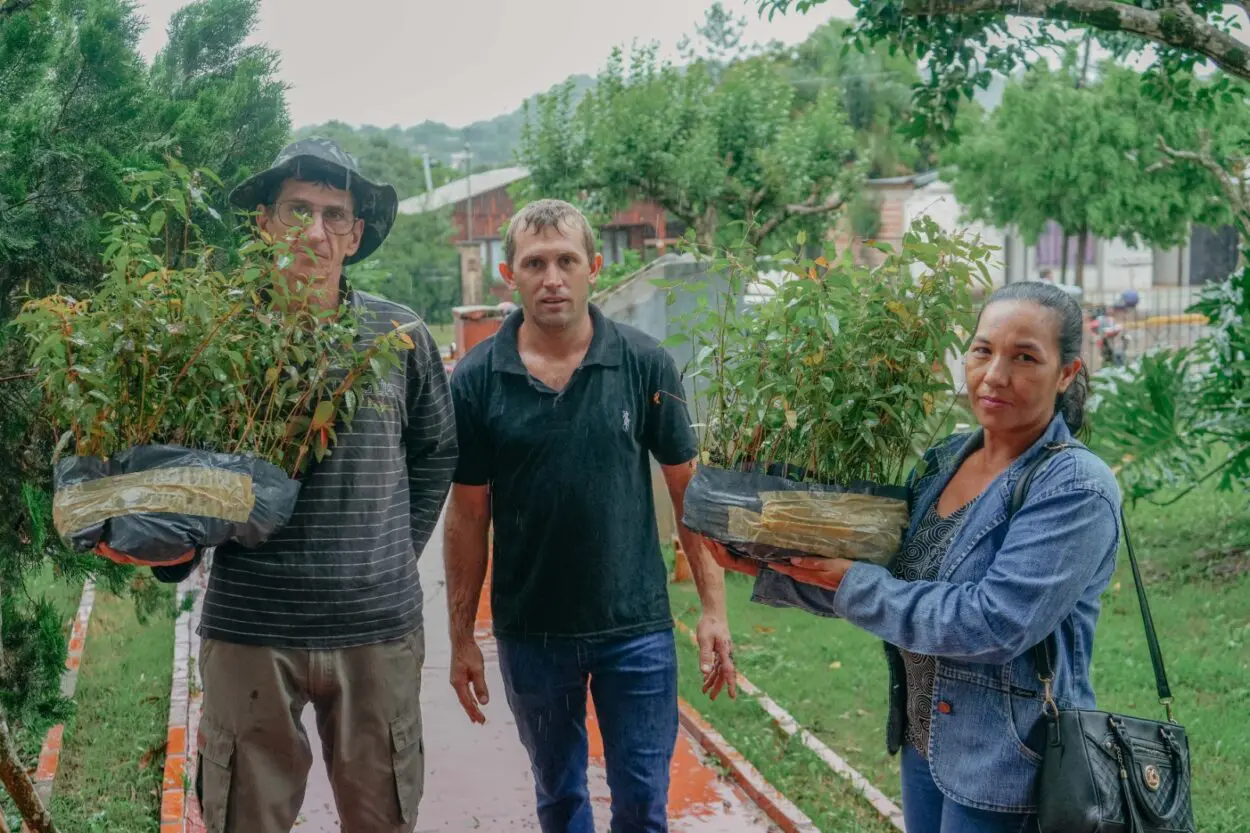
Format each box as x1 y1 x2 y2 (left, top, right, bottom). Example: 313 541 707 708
892 500 974 759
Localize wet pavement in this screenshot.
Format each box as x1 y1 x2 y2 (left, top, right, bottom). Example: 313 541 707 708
189 518 778 832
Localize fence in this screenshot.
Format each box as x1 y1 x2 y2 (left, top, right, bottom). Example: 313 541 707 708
1075 284 1212 371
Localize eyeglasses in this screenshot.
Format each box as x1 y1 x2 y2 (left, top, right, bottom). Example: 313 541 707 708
273 200 358 236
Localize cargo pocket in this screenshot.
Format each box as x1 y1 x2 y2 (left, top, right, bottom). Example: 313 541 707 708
196 718 236 833
390 708 425 825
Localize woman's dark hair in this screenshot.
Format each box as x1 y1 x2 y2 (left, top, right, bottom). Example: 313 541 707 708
974 281 1089 437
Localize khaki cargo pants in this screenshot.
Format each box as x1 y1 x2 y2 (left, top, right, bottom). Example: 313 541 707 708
195 628 425 833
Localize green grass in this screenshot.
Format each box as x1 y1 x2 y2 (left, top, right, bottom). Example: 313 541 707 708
674 623 896 832
15 565 85 758
20 562 86 624
670 483 1250 833
1 565 85 831
426 322 454 349
47 585 176 833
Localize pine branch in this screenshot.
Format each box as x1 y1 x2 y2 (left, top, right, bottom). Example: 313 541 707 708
0 186 89 215
0 0 37 18
51 63 86 137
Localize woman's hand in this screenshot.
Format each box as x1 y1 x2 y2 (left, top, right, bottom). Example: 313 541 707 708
704 538 760 577
770 556 853 591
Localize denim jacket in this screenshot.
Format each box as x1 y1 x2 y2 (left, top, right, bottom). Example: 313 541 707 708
751 414 1121 813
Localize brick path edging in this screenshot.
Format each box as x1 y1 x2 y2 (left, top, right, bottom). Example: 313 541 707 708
160 563 209 833
677 699 821 833
675 618 906 831
21 580 96 833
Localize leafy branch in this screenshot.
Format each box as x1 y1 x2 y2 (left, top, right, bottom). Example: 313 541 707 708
13 162 415 477
1149 131 1249 216
669 217 993 487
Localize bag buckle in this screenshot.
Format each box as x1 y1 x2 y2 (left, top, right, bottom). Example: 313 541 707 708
1160 696 1177 724
1040 674 1059 719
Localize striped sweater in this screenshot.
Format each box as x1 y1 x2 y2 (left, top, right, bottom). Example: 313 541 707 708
198 289 458 649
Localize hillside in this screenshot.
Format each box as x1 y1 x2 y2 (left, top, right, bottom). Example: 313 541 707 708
296 73 596 169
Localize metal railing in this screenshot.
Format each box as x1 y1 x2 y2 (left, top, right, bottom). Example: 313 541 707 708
1078 285 1212 371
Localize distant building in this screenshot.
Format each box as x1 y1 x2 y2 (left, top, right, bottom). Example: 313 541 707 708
840 171 1239 303
398 167 684 302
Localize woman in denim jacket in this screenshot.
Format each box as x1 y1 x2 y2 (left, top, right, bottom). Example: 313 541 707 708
711 282 1122 833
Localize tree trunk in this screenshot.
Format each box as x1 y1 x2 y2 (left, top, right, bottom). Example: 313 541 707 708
694 206 718 254
1060 232 1071 285
1075 227 1089 290
0 705 59 833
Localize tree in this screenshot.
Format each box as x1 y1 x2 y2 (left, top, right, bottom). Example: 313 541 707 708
781 19 933 177
354 211 461 324
0 1 289 828
678 1 751 80
944 59 1248 286
519 44 861 251
758 0 1250 134
148 0 290 198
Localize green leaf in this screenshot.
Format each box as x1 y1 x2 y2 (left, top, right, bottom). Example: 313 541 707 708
311 400 335 429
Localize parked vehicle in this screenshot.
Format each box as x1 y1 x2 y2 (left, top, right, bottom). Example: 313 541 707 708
1089 306 1127 366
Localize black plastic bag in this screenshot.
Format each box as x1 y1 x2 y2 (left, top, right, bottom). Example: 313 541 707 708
52 445 301 566
682 464 909 565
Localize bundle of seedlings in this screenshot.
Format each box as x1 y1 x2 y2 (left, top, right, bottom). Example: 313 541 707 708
14 164 415 567
678 217 992 566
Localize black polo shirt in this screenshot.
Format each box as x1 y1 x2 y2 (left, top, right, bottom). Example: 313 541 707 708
450 304 698 641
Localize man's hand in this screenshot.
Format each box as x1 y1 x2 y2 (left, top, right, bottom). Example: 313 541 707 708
696 613 737 701
704 538 760 578
449 638 490 724
769 556 853 591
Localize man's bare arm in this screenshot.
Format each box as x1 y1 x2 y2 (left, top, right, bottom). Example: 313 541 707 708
444 483 490 644
661 460 726 619
660 460 736 699
443 482 492 722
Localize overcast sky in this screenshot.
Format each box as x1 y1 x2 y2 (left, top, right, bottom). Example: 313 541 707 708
133 0 855 129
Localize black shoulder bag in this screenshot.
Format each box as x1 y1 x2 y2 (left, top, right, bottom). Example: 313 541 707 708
1011 442 1194 833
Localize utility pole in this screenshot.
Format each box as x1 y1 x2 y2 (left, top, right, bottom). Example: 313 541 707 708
421 151 434 196
464 141 474 243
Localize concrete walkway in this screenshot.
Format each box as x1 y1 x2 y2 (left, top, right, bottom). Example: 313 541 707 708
186 519 778 832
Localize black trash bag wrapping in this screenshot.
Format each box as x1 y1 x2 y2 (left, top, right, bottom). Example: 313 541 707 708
52 445 301 566
683 464 909 565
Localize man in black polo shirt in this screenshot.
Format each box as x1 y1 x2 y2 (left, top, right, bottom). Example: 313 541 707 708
443 199 736 833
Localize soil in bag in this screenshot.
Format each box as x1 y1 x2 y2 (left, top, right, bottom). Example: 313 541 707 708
52 444 301 566
683 463 909 565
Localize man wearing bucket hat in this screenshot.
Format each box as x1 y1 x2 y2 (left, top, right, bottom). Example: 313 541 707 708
189 138 458 833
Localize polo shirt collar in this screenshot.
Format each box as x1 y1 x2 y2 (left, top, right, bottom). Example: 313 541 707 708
492 303 622 375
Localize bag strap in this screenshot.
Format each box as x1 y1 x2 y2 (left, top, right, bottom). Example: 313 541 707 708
1009 442 1176 722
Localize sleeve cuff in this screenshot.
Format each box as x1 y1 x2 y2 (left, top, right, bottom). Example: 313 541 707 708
829 560 886 619
655 446 699 467
749 566 843 619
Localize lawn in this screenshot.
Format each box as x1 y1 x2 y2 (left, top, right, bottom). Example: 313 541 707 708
426 321 454 349
47 584 176 833
670 481 1250 833
1 564 85 830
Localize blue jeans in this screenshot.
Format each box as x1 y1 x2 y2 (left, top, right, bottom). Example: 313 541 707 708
902 745 1040 833
496 630 679 833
